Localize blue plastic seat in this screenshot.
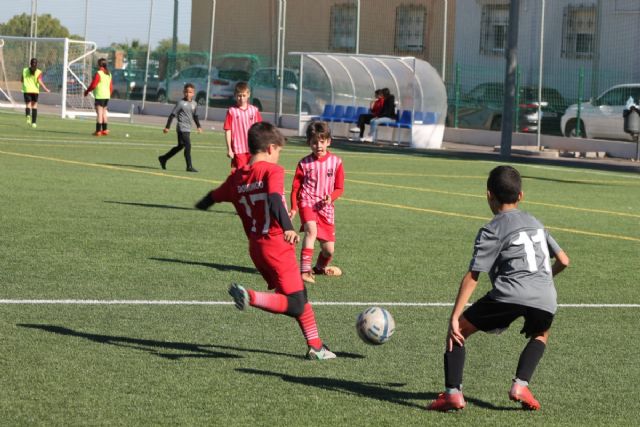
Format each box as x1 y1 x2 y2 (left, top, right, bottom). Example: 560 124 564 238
312 104 334 121
330 105 346 122
423 111 437 124
397 110 413 129
341 106 357 123
413 111 424 123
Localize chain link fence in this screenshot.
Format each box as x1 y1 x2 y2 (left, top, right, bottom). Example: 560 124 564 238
2 0 639 139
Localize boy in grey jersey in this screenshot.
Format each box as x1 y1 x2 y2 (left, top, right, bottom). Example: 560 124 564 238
427 165 569 412
159 83 202 172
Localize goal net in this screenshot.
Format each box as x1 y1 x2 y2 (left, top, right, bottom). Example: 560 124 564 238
0 36 105 118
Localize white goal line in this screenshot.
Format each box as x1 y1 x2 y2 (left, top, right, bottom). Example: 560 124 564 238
0 299 638 308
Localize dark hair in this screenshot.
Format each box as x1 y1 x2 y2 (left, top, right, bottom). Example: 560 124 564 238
183 82 195 90
487 165 522 204
97 58 110 75
374 89 382 96
248 122 286 154
235 81 249 94
381 88 391 98
306 120 331 143
28 58 38 74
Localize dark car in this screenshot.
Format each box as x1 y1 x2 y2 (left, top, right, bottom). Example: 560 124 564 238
111 68 160 100
41 63 88 93
448 82 568 135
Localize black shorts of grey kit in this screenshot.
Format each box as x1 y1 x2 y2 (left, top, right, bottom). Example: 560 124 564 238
160 130 193 169
23 93 39 103
463 294 554 338
94 99 109 107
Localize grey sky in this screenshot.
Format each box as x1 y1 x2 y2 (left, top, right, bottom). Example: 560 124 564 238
0 0 192 49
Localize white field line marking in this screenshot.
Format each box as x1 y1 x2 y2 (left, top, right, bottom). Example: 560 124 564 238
0 299 638 308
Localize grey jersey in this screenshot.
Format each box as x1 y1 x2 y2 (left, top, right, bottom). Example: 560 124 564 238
468 209 562 314
170 99 198 133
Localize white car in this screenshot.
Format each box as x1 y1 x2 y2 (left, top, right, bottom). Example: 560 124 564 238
561 83 640 140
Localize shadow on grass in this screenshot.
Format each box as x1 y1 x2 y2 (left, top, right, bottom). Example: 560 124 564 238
104 200 236 215
237 368 518 411
521 174 613 185
149 257 258 274
17 324 242 360
100 163 161 170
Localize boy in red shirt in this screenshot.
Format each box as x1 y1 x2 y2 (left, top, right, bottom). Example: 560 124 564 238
195 121 336 360
290 121 345 284
224 82 262 171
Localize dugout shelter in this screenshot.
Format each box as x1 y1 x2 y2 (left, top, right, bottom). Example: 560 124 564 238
290 52 447 149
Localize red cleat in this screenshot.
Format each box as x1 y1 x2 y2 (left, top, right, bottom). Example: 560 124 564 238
426 392 466 411
509 383 541 410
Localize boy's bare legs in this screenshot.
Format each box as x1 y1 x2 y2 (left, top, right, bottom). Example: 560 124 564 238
427 315 478 411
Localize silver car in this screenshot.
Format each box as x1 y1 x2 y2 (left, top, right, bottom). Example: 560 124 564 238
249 67 323 115
561 83 640 140
156 65 223 106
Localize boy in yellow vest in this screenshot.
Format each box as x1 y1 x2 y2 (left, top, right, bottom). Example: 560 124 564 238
21 58 50 129
84 58 113 136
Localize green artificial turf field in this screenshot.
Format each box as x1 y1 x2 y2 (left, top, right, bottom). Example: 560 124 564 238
1 110 638 425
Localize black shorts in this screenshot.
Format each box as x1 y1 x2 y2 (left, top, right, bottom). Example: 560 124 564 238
94 99 109 107
463 294 554 338
23 93 39 103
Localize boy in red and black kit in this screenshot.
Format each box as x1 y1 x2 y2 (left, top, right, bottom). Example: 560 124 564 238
224 82 262 171
290 121 344 284
195 121 336 360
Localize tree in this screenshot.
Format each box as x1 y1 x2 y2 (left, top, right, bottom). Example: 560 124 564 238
0 13 81 39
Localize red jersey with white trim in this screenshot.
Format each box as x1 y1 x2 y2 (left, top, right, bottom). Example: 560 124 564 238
291 151 344 224
211 160 288 239
223 105 262 155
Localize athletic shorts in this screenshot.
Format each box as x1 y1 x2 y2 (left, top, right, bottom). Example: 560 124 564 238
463 294 554 338
231 153 251 170
299 206 335 242
23 93 39 103
94 99 109 107
248 234 304 295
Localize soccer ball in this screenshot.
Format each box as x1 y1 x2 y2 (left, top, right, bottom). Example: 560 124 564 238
356 306 395 345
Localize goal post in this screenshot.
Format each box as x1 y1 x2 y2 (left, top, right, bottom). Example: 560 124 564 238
0 35 127 118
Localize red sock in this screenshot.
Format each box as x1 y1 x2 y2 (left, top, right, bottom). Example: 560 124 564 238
300 248 314 273
296 303 322 349
247 289 288 314
314 252 332 272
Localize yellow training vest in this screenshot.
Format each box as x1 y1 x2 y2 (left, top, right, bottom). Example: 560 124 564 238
22 68 42 93
93 69 112 99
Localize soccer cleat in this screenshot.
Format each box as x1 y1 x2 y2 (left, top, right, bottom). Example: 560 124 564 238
93 131 102 136
186 167 198 173
31 123 37 129
313 265 342 277
228 283 249 311
306 344 337 360
158 156 167 170
101 130 110 136
301 271 315 284
426 392 466 412
509 383 541 410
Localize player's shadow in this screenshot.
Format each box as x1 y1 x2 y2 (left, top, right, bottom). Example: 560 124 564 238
99 163 161 170
521 174 611 186
104 200 194 211
104 200 237 215
237 368 517 411
17 323 242 360
149 257 258 275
